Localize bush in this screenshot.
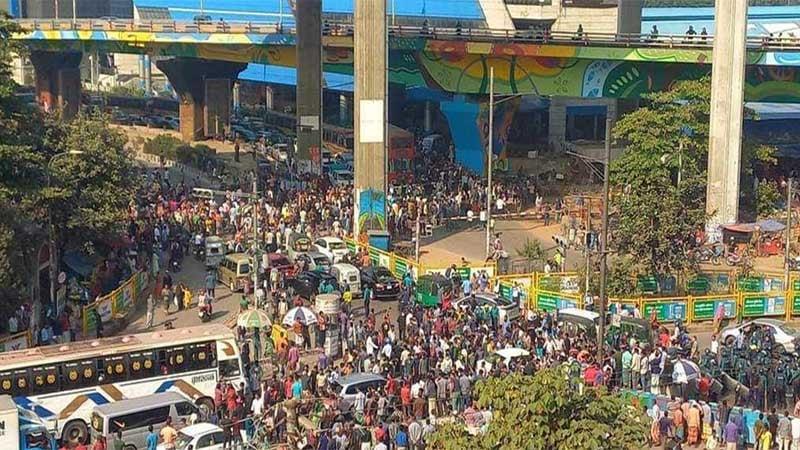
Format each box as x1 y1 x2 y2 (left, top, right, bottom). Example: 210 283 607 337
142 134 181 159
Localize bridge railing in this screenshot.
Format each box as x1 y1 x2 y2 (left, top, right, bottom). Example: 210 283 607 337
14 19 800 51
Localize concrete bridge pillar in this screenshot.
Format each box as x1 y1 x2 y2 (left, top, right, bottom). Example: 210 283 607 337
29 51 82 119
296 0 323 173
706 0 748 239
353 0 387 241
156 58 246 142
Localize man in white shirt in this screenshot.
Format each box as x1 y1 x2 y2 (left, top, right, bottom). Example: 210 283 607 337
250 391 264 418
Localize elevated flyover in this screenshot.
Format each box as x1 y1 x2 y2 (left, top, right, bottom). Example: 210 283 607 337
12 19 800 102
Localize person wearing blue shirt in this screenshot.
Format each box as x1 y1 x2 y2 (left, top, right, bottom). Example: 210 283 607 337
395 427 409 450
145 425 158 450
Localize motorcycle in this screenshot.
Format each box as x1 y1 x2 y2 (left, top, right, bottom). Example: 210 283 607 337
171 258 181 273
725 251 744 266
693 244 723 265
790 256 800 271
198 303 212 322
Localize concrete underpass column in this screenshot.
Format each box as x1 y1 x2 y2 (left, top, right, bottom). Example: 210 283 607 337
156 58 246 142
706 0 748 239
548 98 567 151
353 0 387 241
424 101 433 133
296 0 323 173
29 51 82 119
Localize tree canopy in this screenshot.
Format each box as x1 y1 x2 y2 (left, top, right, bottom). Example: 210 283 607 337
609 77 776 286
427 370 649 450
0 13 138 310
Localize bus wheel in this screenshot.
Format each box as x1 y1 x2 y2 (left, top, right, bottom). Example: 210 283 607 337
63 419 89 444
123 445 137 450
197 397 215 420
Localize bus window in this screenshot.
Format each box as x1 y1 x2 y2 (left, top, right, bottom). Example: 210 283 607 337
167 346 188 374
30 365 59 395
62 360 94 390
129 351 156 380
0 369 29 396
103 356 128 383
219 359 241 379
189 343 215 371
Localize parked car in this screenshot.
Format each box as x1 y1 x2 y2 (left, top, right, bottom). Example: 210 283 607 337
453 293 520 322
314 236 349 263
360 266 400 299
158 423 224 450
295 251 332 273
331 373 386 411
144 115 169 129
328 169 353 187
287 271 340 299
163 115 180 130
720 319 799 354
265 252 297 279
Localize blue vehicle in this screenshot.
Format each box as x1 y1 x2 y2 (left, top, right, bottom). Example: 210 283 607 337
0 395 56 450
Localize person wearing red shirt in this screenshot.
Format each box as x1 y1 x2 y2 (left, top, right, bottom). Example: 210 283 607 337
583 364 599 387
400 383 412 418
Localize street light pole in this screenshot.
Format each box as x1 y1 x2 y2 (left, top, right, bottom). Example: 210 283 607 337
597 116 612 362
485 66 494 260
252 174 260 303
785 177 793 291
72 0 76 23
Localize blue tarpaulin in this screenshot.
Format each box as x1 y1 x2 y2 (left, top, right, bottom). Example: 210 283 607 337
62 251 97 278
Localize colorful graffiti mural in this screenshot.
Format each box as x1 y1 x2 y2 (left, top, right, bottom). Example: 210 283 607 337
13 29 800 102
478 96 518 171
357 188 387 239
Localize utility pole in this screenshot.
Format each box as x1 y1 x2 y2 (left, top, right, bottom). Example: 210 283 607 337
597 116 612 361
785 177 793 291
485 66 494 260
71 0 76 23
415 207 421 264
585 197 591 294
252 175 259 303
54 0 59 19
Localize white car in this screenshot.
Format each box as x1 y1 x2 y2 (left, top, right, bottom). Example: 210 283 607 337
314 236 350 263
159 423 224 450
453 293 521 323
720 319 799 354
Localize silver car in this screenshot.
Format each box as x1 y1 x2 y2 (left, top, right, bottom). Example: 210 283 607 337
720 319 799 354
453 293 520 322
331 373 386 411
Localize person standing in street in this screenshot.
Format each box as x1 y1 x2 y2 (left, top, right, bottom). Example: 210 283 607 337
145 425 158 450
363 284 372 318
145 294 155 329
778 411 792 450
160 417 177 450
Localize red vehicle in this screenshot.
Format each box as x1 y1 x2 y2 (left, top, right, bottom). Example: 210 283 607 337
388 125 415 184
267 252 298 279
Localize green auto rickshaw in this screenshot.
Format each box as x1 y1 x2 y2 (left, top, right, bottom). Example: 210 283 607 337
415 274 453 307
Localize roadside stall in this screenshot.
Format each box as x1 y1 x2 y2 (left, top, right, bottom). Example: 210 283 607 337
721 219 786 257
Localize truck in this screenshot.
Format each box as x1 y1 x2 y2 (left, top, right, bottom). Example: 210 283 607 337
0 395 57 450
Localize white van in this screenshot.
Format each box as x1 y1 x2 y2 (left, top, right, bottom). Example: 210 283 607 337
91 392 199 449
331 263 361 296
191 188 214 200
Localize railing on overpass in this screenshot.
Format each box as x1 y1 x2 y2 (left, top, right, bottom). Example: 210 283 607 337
15 19 800 51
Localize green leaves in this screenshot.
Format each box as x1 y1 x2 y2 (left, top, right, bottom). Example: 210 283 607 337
427 369 648 449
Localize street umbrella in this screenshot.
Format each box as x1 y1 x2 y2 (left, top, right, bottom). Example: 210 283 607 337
283 306 318 326
672 359 701 384
236 309 272 329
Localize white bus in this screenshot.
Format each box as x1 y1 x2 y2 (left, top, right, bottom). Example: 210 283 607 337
0 324 244 444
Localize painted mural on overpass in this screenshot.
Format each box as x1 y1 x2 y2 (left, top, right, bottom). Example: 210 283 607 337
14 29 800 102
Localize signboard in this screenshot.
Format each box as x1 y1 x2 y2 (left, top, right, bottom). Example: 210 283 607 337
359 99 384 143
637 276 658 294
793 293 800 315
737 277 763 293
535 292 578 312
687 277 710 295
538 275 580 294
692 298 736 321
0 331 29 353
642 302 686 322
743 294 786 317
